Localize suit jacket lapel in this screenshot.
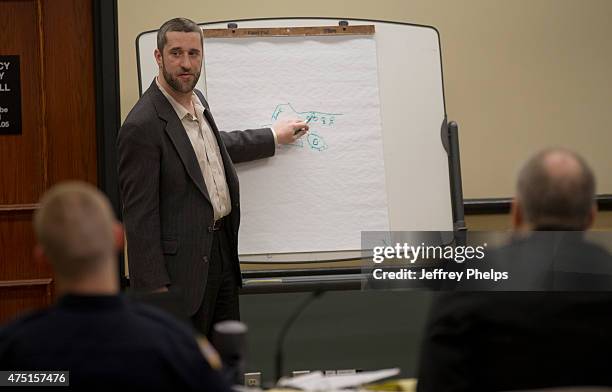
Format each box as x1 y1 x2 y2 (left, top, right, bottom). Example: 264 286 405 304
203 109 226 157
195 91 226 158
198 94 235 173
202 103 239 191
149 81 211 203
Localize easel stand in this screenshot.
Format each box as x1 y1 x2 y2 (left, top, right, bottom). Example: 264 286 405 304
441 118 467 243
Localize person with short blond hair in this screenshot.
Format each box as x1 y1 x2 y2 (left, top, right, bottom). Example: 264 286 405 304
0 182 229 390
33 182 119 288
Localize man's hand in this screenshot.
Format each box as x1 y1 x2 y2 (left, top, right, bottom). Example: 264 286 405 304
273 118 309 144
152 285 169 293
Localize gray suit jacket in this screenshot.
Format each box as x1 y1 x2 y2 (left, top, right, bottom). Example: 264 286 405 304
117 80 275 314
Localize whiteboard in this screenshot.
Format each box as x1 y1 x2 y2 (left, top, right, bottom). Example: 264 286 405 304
205 34 389 255
136 18 454 260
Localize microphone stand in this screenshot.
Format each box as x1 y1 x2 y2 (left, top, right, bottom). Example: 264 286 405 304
274 289 325 383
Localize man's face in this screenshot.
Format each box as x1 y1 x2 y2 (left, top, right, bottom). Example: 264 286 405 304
156 31 203 93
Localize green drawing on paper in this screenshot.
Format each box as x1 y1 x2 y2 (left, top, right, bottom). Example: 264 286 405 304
264 103 343 152
307 132 327 151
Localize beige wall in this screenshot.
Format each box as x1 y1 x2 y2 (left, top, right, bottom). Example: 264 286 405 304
118 0 612 200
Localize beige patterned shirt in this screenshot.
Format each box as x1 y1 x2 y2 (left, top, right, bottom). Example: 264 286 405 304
157 78 231 220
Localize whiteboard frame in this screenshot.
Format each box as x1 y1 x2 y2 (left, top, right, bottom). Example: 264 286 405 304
134 17 465 265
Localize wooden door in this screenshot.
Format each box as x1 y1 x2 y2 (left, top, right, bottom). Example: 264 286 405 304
0 0 97 322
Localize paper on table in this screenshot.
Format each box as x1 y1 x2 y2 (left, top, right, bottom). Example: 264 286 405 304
204 35 389 255
277 368 400 391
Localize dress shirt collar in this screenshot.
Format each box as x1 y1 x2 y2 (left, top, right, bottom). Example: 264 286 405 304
155 77 203 120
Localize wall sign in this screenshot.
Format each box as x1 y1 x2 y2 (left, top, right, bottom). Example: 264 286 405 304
0 55 22 135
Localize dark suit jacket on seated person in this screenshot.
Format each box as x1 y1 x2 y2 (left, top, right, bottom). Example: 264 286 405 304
0 294 229 390
117 80 274 316
417 232 612 392
458 230 612 291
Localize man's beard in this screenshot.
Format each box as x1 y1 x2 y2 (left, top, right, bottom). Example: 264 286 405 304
162 63 200 93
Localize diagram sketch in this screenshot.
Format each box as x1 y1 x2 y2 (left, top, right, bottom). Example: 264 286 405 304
266 103 343 152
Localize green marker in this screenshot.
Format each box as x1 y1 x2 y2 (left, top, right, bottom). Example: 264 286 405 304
294 116 312 135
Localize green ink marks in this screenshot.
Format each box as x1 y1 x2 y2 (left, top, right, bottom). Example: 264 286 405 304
307 133 327 151
270 103 343 152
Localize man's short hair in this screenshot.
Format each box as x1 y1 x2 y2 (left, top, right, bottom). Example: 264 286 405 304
33 182 116 279
516 148 596 229
157 17 203 52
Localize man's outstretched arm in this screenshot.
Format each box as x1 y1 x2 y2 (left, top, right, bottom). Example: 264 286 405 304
221 118 308 163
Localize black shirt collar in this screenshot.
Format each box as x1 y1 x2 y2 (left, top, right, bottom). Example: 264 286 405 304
56 294 127 311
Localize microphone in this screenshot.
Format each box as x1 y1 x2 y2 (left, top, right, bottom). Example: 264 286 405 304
212 320 248 385
274 289 325 382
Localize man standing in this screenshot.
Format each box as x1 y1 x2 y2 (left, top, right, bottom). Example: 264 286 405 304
118 17 308 335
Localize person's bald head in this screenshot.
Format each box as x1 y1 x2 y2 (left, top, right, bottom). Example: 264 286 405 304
514 148 596 230
33 182 119 280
